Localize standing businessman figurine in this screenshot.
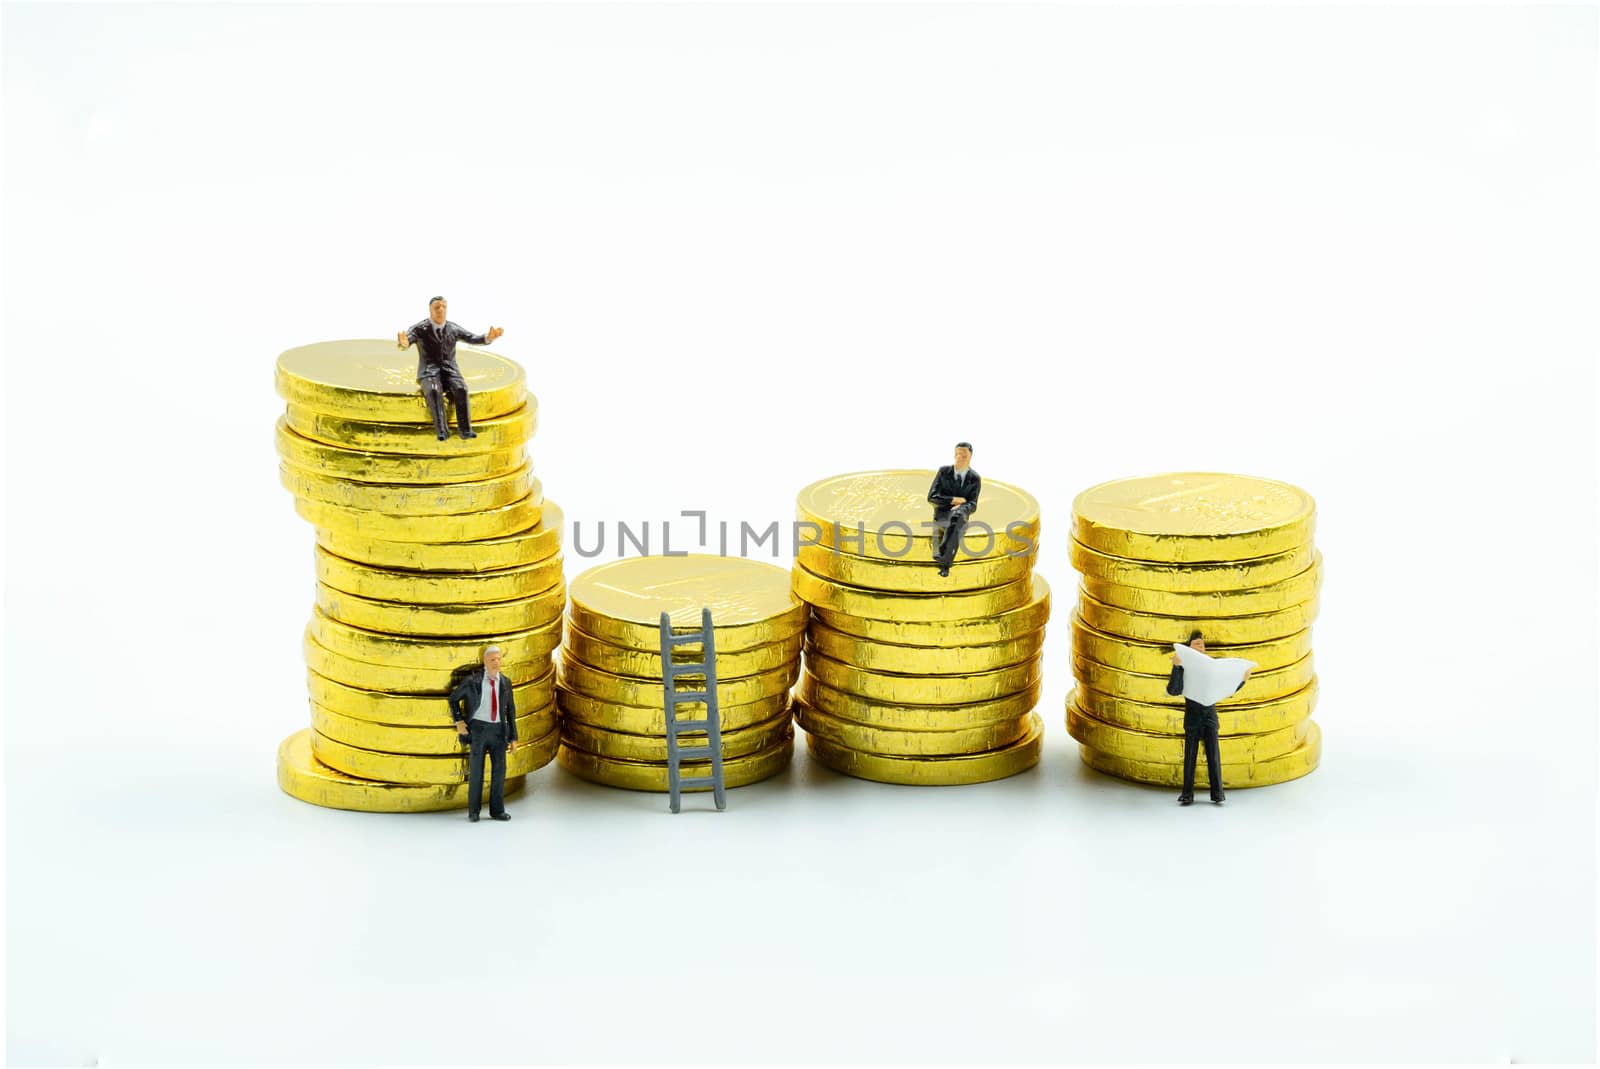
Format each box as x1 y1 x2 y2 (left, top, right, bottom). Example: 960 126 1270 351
449 645 519 822
396 296 504 441
927 441 981 577
1167 630 1253 806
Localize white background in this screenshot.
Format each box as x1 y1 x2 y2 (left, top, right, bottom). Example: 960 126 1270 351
4 2 1596 1064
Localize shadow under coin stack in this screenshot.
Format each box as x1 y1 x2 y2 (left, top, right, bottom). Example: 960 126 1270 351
1065 472 1322 791
556 555 805 793
272 339 565 812
789 471 1050 785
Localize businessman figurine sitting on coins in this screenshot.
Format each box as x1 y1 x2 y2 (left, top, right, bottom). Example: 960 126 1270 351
927 441 981 578
396 296 504 441
449 645 519 822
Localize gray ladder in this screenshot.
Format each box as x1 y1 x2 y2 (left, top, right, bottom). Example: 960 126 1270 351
660 608 726 813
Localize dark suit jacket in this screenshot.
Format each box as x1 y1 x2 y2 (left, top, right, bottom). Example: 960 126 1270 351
1166 665 1246 734
405 319 490 381
927 465 981 523
449 669 518 743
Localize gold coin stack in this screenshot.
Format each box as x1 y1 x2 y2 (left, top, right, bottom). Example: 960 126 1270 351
556 555 806 793
1065 472 1323 791
272 339 564 813
788 471 1050 785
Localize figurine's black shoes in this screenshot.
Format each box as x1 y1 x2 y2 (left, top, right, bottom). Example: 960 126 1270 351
460 430 478 439
467 812 481 822
1210 795 1226 804
436 431 449 441
490 812 511 821
1178 795 1194 806
938 567 950 577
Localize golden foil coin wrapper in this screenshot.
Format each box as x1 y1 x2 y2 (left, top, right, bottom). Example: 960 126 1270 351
295 491 544 543
794 699 1034 757
281 462 536 517
303 631 549 694
283 401 536 456
1080 555 1322 618
1072 680 1318 736
275 418 525 485
1072 472 1315 563
308 667 557 727
805 647 1040 706
1076 589 1319 645
794 540 1036 593
311 701 559 756
310 722 561 785
563 622 803 681
796 470 1040 562
1070 652 1315 706
792 564 1033 622
556 733 795 793
558 656 797 709
556 687 791 735
276 729 528 813
566 554 808 652
812 574 1051 646
1077 721 1322 788
806 617 1045 675
1070 613 1312 675
798 671 1042 730
560 707 793 763
315 545 564 605
308 607 562 671
804 713 1044 786
275 339 526 422
1065 703 1309 763
316 581 565 638
313 501 563 573
1069 538 1316 593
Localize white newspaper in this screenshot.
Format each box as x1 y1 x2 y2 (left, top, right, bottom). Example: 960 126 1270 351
1172 643 1257 705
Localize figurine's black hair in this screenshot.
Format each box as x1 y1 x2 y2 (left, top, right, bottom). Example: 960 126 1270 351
429 295 446 306
956 441 973 453
1187 629 1204 643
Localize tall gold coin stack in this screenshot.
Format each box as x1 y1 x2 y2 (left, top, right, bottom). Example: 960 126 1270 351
272 339 565 813
788 471 1050 785
556 555 806 792
1065 472 1323 790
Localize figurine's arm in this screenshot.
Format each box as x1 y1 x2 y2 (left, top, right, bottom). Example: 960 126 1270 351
448 681 470 731
1166 664 1184 696
458 325 505 345
504 681 518 746
398 325 418 350
928 472 953 509
961 473 982 515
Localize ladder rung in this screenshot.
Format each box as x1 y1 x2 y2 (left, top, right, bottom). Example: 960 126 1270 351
672 746 716 760
667 663 709 676
668 633 707 645
674 774 717 786
670 692 710 704
670 719 710 732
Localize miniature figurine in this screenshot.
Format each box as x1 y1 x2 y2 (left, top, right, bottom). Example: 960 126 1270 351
396 296 504 440
927 441 981 577
1167 631 1254 806
449 645 519 822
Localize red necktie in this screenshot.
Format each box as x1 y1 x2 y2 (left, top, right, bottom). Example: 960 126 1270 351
490 677 499 722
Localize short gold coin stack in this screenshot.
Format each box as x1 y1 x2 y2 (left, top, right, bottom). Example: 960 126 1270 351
1065 472 1322 790
789 471 1050 785
556 555 805 792
273 339 564 812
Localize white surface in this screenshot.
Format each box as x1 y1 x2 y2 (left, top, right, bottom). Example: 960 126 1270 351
4 3 1596 1064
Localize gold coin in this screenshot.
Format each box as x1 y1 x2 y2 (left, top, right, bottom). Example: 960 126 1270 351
1070 538 1316 593
798 670 1042 730
796 470 1040 561
794 699 1034 756
1076 590 1319 644
556 734 795 793
1065 703 1309 763
1073 680 1318 736
1070 652 1314 706
308 607 561 670
276 729 528 813
307 666 556 726
792 564 1033 622
314 545 564 604
559 707 794 763
795 540 1036 593
311 722 561 785
556 686 790 735
806 617 1045 675
275 339 526 422
805 648 1040 705
284 401 536 456
1081 556 1322 617
804 713 1043 785
567 555 808 652
1070 614 1313 675
275 418 525 485
562 621 803 680
558 656 797 709
316 581 565 638
1072 473 1315 563
313 502 563 573
282 462 536 516
294 492 544 543
311 700 559 756
1078 721 1322 788
304 631 549 694
813 574 1052 646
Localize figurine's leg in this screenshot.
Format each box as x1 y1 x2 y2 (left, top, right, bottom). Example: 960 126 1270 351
936 515 967 573
420 377 450 440
1179 732 1199 803
466 723 487 818
444 371 476 438
1203 722 1225 802
487 727 507 818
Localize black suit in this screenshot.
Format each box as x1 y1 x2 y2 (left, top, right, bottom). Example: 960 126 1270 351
927 465 981 568
449 668 518 817
1166 665 1245 803
405 319 491 437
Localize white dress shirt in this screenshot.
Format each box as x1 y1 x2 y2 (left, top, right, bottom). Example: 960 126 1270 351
472 673 503 723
